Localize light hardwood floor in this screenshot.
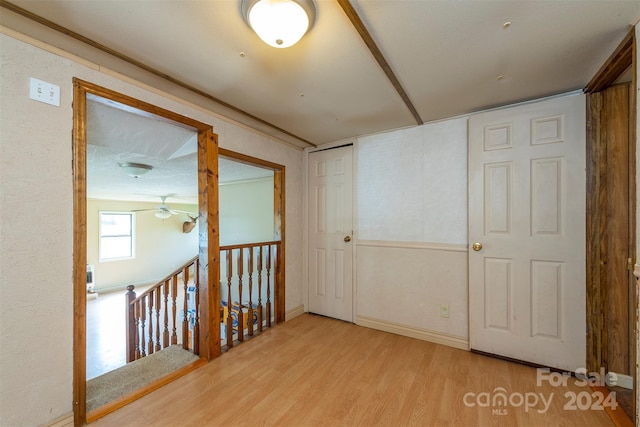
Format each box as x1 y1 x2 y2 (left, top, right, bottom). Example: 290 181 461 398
87 290 129 380
92 314 615 426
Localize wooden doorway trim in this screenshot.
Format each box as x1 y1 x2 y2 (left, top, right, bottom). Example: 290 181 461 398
72 79 219 425
585 29 635 93
585 27 636 421
218 148 286 322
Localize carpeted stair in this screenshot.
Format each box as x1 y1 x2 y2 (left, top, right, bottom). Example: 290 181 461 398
86 345 199 412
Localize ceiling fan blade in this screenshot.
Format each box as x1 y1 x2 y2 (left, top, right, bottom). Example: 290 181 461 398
170 209 195 215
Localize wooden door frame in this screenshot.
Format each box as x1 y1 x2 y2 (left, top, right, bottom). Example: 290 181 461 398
218 148 286 322
72 79 220 425
585 27 636 416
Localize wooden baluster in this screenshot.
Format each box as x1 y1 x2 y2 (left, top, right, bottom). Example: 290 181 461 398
134 302 141 360
171 276 178 345
247 247 254 337
155 287 162 351
266 244 272 328
182 265 190 350
193 261 200 356
257 246 263 332
163 280 170 348
125 285 136 363
140 297 147 357
147 293 154 355
226 249 234 347
237 248 244 342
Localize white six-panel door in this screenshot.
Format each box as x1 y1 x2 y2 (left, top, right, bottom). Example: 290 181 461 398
308 146 354 322
468 95 586 371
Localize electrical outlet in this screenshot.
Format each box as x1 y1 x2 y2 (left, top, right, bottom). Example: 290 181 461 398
29 77 60 106
440 304 450 318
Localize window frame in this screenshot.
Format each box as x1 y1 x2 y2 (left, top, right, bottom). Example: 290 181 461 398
98 211 136 262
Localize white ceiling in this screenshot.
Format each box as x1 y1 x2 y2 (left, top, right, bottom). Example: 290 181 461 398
5 0 636 203
87 97 273 204
2 0 638 148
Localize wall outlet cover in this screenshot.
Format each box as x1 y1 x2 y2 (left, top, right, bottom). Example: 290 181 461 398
440 304 450 318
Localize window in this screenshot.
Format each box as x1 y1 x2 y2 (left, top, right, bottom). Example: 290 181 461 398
99 212 135 261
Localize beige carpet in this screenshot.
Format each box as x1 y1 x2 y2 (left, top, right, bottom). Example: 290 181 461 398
86 345 199 412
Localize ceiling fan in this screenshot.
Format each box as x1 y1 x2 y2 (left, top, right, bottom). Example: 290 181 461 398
131 195 195 219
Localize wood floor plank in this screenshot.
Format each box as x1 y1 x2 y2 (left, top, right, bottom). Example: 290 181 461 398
92 314 615 426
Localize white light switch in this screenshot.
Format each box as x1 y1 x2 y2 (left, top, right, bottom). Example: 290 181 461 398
29 77 60 106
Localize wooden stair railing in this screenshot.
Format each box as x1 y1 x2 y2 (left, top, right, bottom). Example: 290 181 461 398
125 240 281 362
125 255 199 363
220 241 280 349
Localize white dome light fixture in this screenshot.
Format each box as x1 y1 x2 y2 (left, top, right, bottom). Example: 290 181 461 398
241 0 316 48
118 162 153 178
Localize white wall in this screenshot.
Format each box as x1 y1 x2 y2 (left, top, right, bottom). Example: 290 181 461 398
219 177 274 246
357 118 467 244
355 117 469 346
219 177 276 306
0 31 303 426
87 199 199 291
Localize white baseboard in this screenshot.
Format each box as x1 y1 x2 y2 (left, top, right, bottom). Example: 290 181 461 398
356 315 469 351
611 372 633 390
286 304 305 320
44 413 73 427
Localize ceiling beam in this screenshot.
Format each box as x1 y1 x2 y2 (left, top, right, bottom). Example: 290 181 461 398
337 0 423 126
0 0 317 148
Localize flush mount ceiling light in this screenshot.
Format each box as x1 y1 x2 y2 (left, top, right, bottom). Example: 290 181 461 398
118 162 153 178
241 0 316 48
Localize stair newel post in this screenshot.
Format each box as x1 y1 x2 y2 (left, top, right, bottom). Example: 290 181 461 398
163 280 170 348
247 247 254 337
226 249 234 347
171 276 178 345
266 244 272 328
182 265 190 350
257 245 263 332
193 260 200 356
125 285 137 363
237 248 244 342
147 292 154 356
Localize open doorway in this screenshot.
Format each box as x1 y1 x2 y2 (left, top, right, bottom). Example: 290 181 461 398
219 148 286 324
73 79 219 425
85 93 201 382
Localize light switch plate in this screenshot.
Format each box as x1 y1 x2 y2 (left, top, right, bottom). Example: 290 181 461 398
29 77 60 106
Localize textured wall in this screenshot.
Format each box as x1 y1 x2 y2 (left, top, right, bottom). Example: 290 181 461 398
354 117 469 340
356 244 468 339
357 117 467 244
0 32 303 426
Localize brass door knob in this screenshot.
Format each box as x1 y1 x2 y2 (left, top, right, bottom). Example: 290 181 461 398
472 242 483 251
344 236 352 242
